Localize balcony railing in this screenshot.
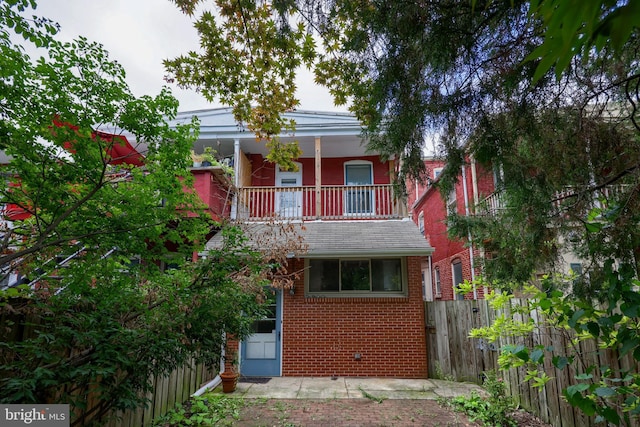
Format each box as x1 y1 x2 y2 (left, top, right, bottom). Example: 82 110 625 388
476 185 631 217
235 184 403 221
476 192 505 216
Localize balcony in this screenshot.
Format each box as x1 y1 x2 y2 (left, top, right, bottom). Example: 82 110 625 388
235 184 405 221
476 192 505 216
476 185 630 217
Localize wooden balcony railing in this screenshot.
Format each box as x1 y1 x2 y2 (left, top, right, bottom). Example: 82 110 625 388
235 184 404 221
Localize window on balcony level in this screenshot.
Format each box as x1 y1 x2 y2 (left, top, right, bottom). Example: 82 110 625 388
344 161 373 215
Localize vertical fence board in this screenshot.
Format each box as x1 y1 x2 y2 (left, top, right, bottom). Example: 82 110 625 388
434 302 452 376
425 299 639 427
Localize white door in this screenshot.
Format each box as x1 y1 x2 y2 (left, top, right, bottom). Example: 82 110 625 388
344 162 373 215
275 163 302 218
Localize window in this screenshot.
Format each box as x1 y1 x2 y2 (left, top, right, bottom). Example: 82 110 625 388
434 168 443 179
422 269 433 301
418 212 425 235
307 258 405 295
434 268 441 298
569 262 584 288
447 189 457 215
344 161 373 215
452 260 464 300
569 263 582 275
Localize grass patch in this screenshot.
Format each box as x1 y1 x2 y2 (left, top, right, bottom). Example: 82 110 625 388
153 392 245 426
358 387 386 403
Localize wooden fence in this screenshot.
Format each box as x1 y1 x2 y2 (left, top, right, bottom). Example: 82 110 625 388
425 300 639 427
1 312 217 427
103 360 216 427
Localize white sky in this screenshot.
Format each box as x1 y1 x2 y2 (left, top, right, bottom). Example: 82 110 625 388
29 0 344 113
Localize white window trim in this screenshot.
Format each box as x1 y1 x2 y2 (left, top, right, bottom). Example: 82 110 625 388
418 211 425 235
447 189 457 214
275 162 303 217
452 260 464 300
434 268 442 298
305 257 407 297
343 160 375 216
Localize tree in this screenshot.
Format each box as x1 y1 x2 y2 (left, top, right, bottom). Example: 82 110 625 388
167 0 639 191
0 2 299 425
164 0 640 422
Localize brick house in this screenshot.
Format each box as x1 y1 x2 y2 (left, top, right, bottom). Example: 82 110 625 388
409 157 497 301
173 108 434 378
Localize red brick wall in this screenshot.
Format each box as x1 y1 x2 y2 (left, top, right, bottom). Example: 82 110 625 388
411 160 493 300
249 155 390 186
282 257 428 378
474 162 496 202
431 249 485 300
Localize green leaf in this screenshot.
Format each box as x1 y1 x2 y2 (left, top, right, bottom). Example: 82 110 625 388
575 373 593 381
586 321 600 337
594 387 616 397
530 347 544 364
585 222 603 233
552 356 570 370
597 406 621 425
514 345 529 362
539 298 552 310
566 383 589 397
619 337 639 357
568 309 586 329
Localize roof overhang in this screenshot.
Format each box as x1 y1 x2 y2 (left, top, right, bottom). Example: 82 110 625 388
205 219 434 258
169 108 371 158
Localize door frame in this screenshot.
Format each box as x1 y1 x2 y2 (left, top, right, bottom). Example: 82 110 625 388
344 160 374 215
239 290 283 376
275 162 303 218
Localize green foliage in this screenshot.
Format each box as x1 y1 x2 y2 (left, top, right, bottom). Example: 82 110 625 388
0 3 274 425
167 0 640 201
442 370 516 427
525 0 640 81
153 393 245 426
165 0 312 165
358 387 386 403
471 259 640 425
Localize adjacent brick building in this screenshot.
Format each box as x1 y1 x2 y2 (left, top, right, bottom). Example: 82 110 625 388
409 157 497 301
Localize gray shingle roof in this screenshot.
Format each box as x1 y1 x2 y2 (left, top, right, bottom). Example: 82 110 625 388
205 220 433 257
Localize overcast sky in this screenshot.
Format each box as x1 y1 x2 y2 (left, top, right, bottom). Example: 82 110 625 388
29 0 344 113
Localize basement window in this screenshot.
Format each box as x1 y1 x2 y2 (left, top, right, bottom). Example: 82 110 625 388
306 257 406 296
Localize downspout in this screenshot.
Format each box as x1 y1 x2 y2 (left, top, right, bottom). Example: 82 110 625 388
192 337 226 396
470 158 487 297
428 254 433 299
461 163 477 299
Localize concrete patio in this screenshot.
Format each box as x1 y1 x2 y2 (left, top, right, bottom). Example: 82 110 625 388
210 377 484 400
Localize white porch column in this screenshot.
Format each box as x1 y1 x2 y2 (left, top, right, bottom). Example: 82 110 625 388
231 138 240 220
315 136 321 219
